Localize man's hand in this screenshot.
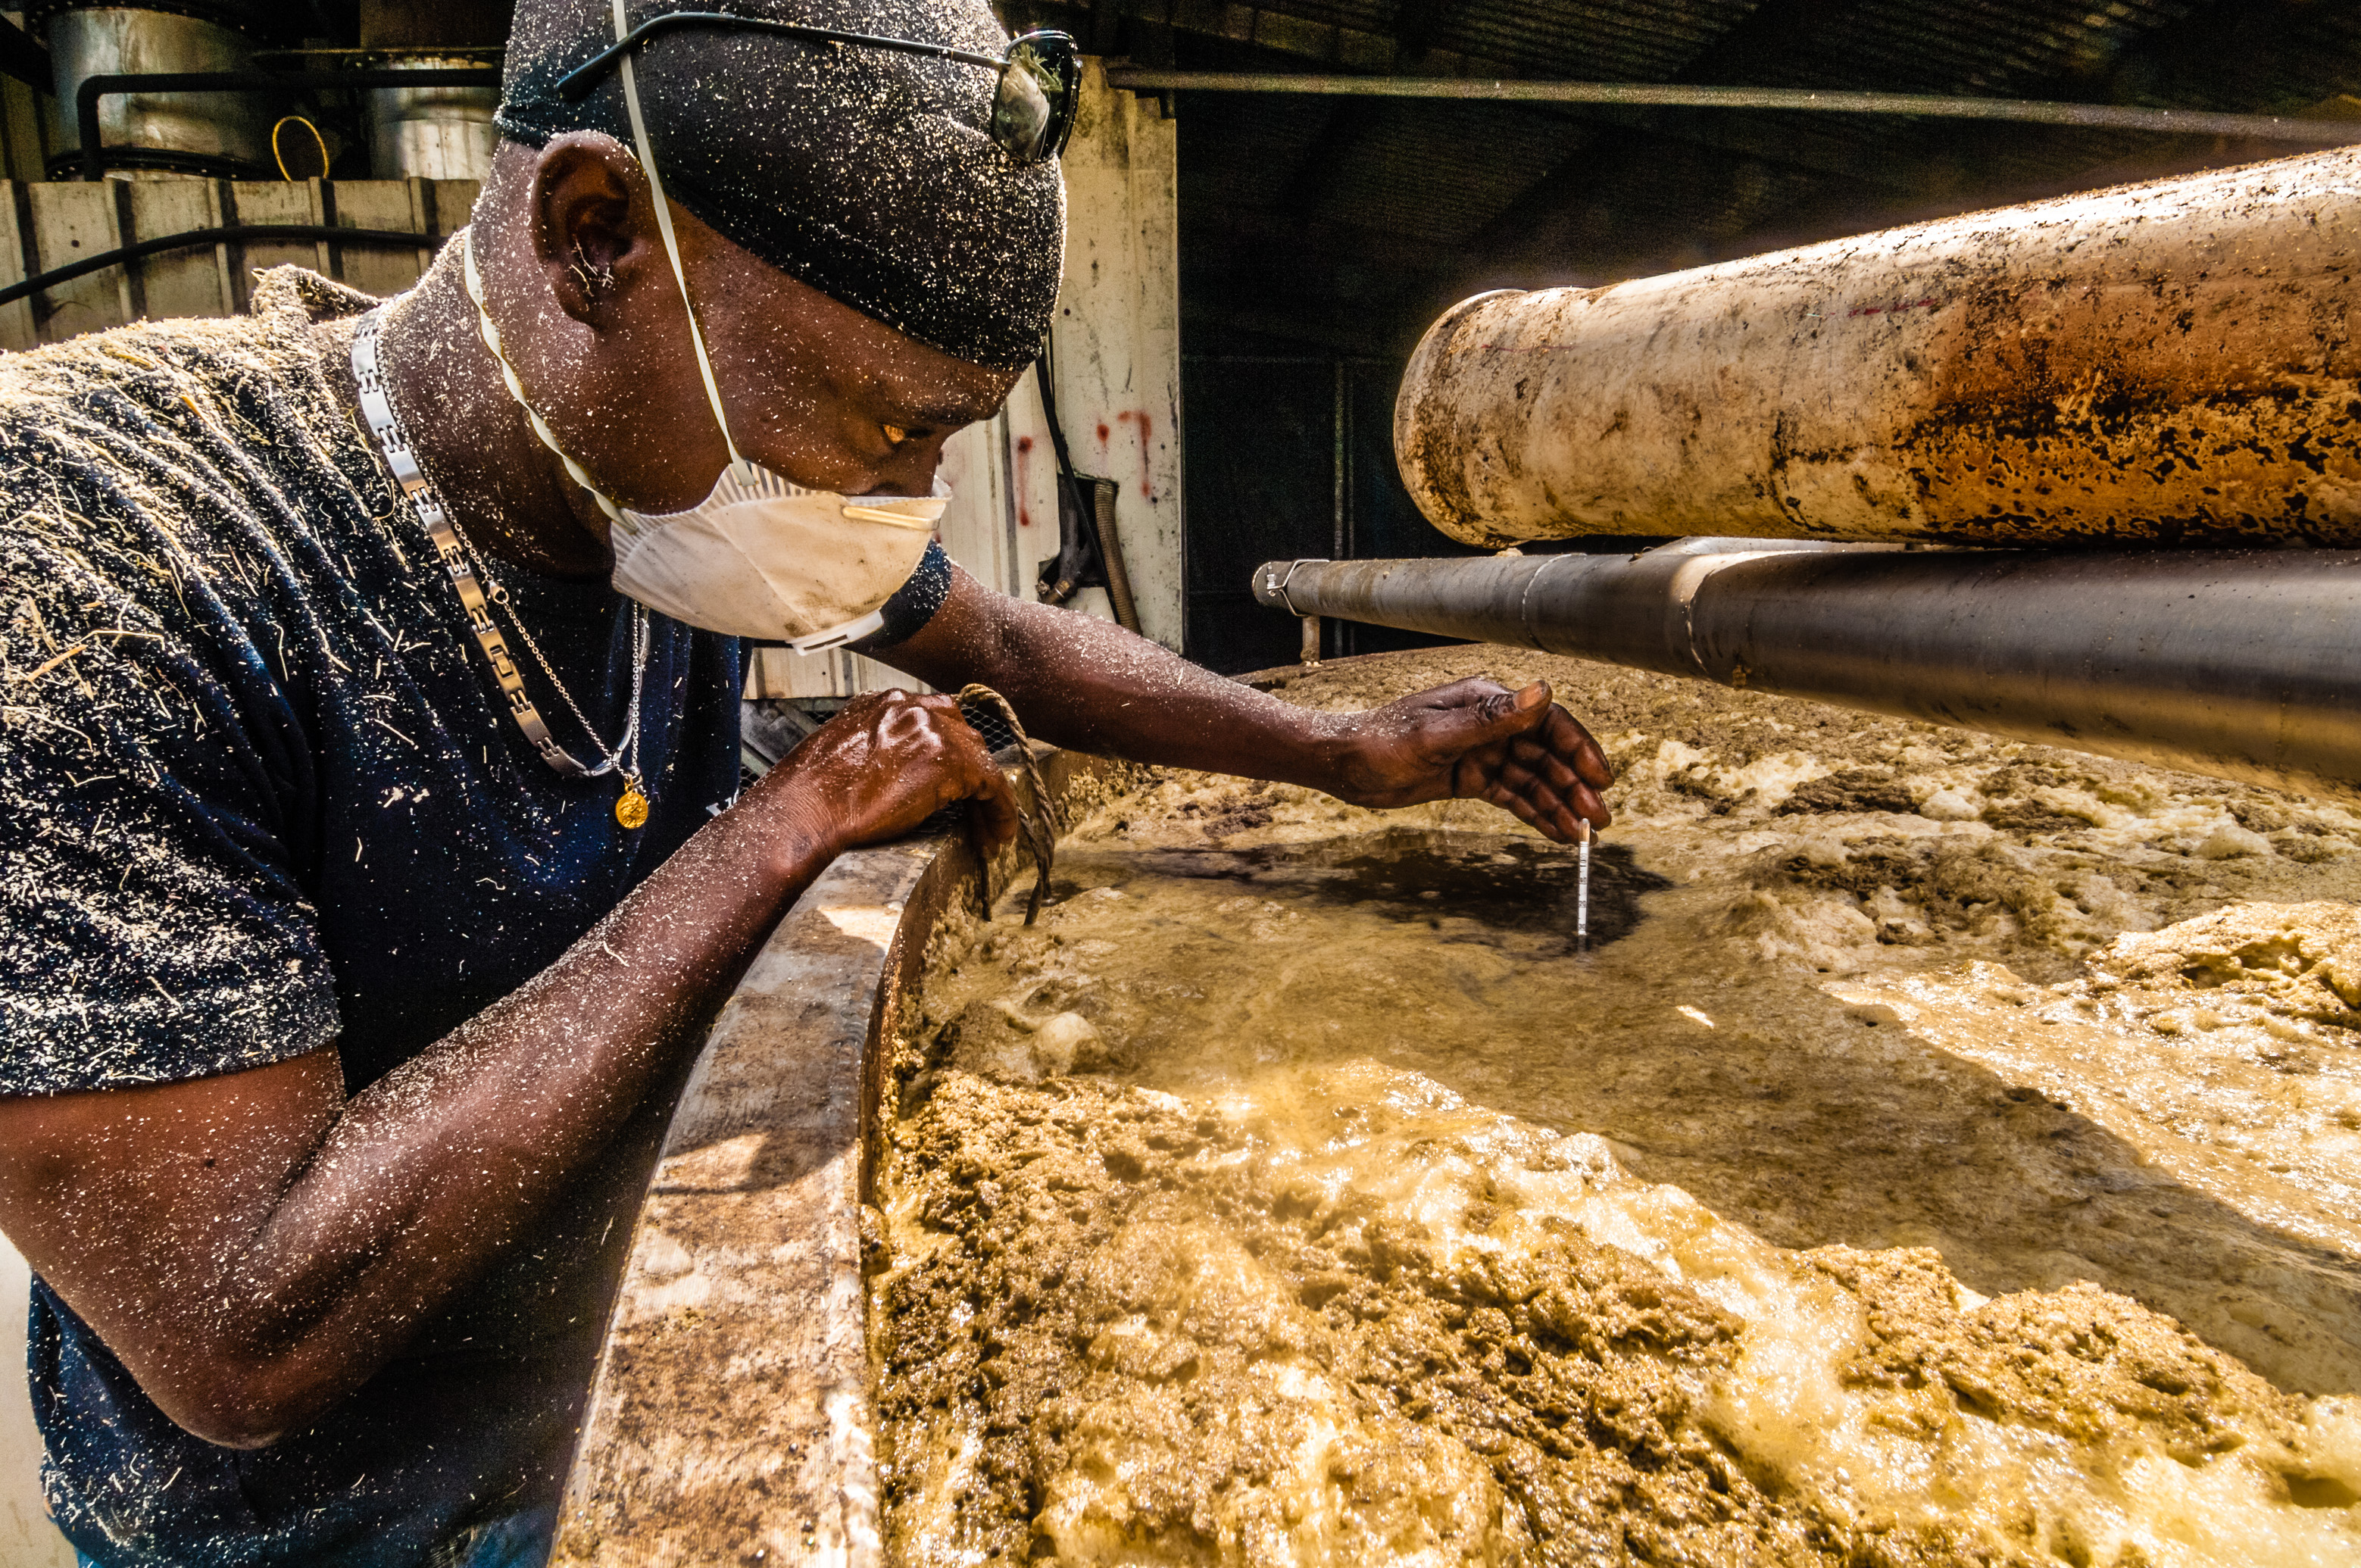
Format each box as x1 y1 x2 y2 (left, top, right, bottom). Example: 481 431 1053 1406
1327 678 1613 842
746 689 1022 864
870 569 1617 842
0 697 1025 1451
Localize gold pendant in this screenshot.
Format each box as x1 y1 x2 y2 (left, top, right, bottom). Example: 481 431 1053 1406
614 781 650 830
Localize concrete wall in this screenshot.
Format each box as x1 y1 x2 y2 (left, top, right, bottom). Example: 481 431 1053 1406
1042 59 1184 651
745 58 1184 700
2 1234 74 1567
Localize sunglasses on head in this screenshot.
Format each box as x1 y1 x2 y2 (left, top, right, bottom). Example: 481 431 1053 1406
557 10 1082 166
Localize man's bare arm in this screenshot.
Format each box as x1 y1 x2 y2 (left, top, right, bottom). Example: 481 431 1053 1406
0 692 1016 1449
873 567 1613 840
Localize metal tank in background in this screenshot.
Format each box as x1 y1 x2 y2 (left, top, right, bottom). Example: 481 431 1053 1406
1394 145 2361 549
33 0 511 184
358 0 509 181
34 4 277 178
363 61 498 179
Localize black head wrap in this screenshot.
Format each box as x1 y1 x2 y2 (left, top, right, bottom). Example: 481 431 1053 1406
498 0 1065 371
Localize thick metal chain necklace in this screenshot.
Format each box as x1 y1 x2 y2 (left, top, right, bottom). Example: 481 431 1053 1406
351 306 653 830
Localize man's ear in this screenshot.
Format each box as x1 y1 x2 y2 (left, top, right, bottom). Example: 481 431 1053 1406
530 133 657 327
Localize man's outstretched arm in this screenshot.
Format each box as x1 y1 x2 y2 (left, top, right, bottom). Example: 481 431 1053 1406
0 694 1017 1450
870 566 1615 841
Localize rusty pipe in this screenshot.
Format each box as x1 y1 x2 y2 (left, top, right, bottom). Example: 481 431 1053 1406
1254 543 2361 805
1396 146 2361 550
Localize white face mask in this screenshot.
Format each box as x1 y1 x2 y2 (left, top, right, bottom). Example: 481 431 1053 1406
461 2 951 651
605 465 946 647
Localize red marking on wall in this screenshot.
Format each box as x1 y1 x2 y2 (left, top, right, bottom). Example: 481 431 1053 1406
1116 410 1154 497
1014 435 1035 526
1095 421 1110 444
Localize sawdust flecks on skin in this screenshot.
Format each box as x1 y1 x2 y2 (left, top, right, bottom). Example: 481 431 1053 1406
870 647 2361 1566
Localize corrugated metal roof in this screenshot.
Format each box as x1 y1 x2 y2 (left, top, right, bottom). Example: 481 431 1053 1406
1433 0 1748 83
1002 0 2361 352
1307 99 1594 241
1736 0 2213 95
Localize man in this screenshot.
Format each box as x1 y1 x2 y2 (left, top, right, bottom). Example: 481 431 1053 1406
0 0 1611 1562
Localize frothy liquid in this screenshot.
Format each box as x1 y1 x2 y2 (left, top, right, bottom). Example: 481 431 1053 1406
871 650 2361 1566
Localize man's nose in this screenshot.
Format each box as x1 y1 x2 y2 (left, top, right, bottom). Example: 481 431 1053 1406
860 438 946 496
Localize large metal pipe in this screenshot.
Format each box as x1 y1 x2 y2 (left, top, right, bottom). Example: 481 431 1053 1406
1395 147 2361 551
1254 544 2361 805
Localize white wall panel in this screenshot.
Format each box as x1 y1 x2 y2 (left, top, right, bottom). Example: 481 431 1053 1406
1043 61 1184 651
745 59 1183 701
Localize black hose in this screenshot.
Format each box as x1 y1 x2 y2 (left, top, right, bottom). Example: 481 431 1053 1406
44 147 276 183
0 224 454 310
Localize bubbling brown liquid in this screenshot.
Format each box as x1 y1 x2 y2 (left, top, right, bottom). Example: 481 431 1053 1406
870 649 2361 1566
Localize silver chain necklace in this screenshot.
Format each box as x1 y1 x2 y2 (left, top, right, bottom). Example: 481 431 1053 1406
351 306 653 830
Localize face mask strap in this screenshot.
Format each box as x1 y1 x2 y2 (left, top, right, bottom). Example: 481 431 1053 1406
613 0 754 483
463 226 628 525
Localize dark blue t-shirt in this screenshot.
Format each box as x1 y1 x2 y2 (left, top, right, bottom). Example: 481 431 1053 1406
0 271 754 1565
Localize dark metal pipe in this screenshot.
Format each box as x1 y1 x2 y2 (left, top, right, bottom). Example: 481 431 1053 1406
0 16 50 92
0 223 454 309
1255 543 2361 804
1107 70 2361 145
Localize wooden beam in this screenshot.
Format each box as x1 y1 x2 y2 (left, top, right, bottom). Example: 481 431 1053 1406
123 179 232 320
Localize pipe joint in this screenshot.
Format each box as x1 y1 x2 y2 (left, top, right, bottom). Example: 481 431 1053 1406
1254 558 1328 617
1255 545 2361 807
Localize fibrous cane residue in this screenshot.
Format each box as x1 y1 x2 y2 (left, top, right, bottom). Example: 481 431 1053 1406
871 648 2361 1566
